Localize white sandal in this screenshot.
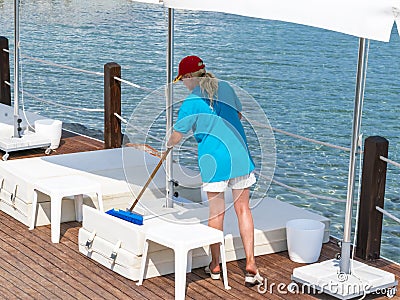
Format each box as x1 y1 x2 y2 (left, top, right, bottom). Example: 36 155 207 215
245 271 264 285
204 264 221 280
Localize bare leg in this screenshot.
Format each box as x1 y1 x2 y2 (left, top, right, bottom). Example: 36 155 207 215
207 191 225 273
232 188 258 274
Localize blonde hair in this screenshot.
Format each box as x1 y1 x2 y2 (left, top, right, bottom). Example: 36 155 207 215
192 68 218 107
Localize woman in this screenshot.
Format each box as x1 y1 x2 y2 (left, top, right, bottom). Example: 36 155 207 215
167 55 263 285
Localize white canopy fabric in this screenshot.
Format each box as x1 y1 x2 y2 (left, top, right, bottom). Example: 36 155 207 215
164 0 400 42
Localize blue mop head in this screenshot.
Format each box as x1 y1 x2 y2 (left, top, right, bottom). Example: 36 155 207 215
106 209 144 225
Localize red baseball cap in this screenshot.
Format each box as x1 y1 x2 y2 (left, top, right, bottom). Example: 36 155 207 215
173 55 205 83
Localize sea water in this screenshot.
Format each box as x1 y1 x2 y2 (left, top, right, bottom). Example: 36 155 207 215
0 0 399 262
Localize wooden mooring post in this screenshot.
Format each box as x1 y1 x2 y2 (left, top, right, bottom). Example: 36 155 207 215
104 62 122 149
0 36 11 106
355 136 389 260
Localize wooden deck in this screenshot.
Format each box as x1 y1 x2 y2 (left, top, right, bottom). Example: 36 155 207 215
1 131 399 299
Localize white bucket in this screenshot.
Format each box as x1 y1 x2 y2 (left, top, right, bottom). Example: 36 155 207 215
35 119 62 149
286 219 325 263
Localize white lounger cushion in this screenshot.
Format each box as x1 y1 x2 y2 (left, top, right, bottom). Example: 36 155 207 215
0 147 201 227
0 147 200 204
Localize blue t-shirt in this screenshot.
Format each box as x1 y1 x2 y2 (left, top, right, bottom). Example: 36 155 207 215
174 81 255 183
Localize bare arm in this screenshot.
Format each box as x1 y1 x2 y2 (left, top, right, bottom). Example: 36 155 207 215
167 131 183 148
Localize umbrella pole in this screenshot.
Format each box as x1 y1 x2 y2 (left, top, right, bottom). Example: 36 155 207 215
165 8 174 208
340 37 368 274
13 0 20 138
292 38 395 294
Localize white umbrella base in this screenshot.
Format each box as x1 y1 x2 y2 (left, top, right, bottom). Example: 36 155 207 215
291 259 397 299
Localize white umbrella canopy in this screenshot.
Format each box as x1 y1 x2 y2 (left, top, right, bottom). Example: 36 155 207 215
164 0 400 42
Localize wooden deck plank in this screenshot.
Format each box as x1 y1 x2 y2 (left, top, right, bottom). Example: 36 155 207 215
154 275 187 300
0 242 66 299
0 222 91 299
186 273 227 300
0 219 102 298
0 269 40 299
0 258 55 300
187 270 236 300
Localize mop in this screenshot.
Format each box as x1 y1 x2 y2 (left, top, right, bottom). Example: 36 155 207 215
106 147 172 225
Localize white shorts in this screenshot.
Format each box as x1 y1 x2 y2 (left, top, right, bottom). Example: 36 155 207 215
202 172 256 193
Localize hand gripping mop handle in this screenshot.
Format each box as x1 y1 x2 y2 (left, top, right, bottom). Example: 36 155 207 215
128 147 172 212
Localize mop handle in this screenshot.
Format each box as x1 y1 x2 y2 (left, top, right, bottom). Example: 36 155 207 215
128 147 172 212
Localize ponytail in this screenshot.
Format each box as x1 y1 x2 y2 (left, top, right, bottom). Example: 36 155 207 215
192 69 218 108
